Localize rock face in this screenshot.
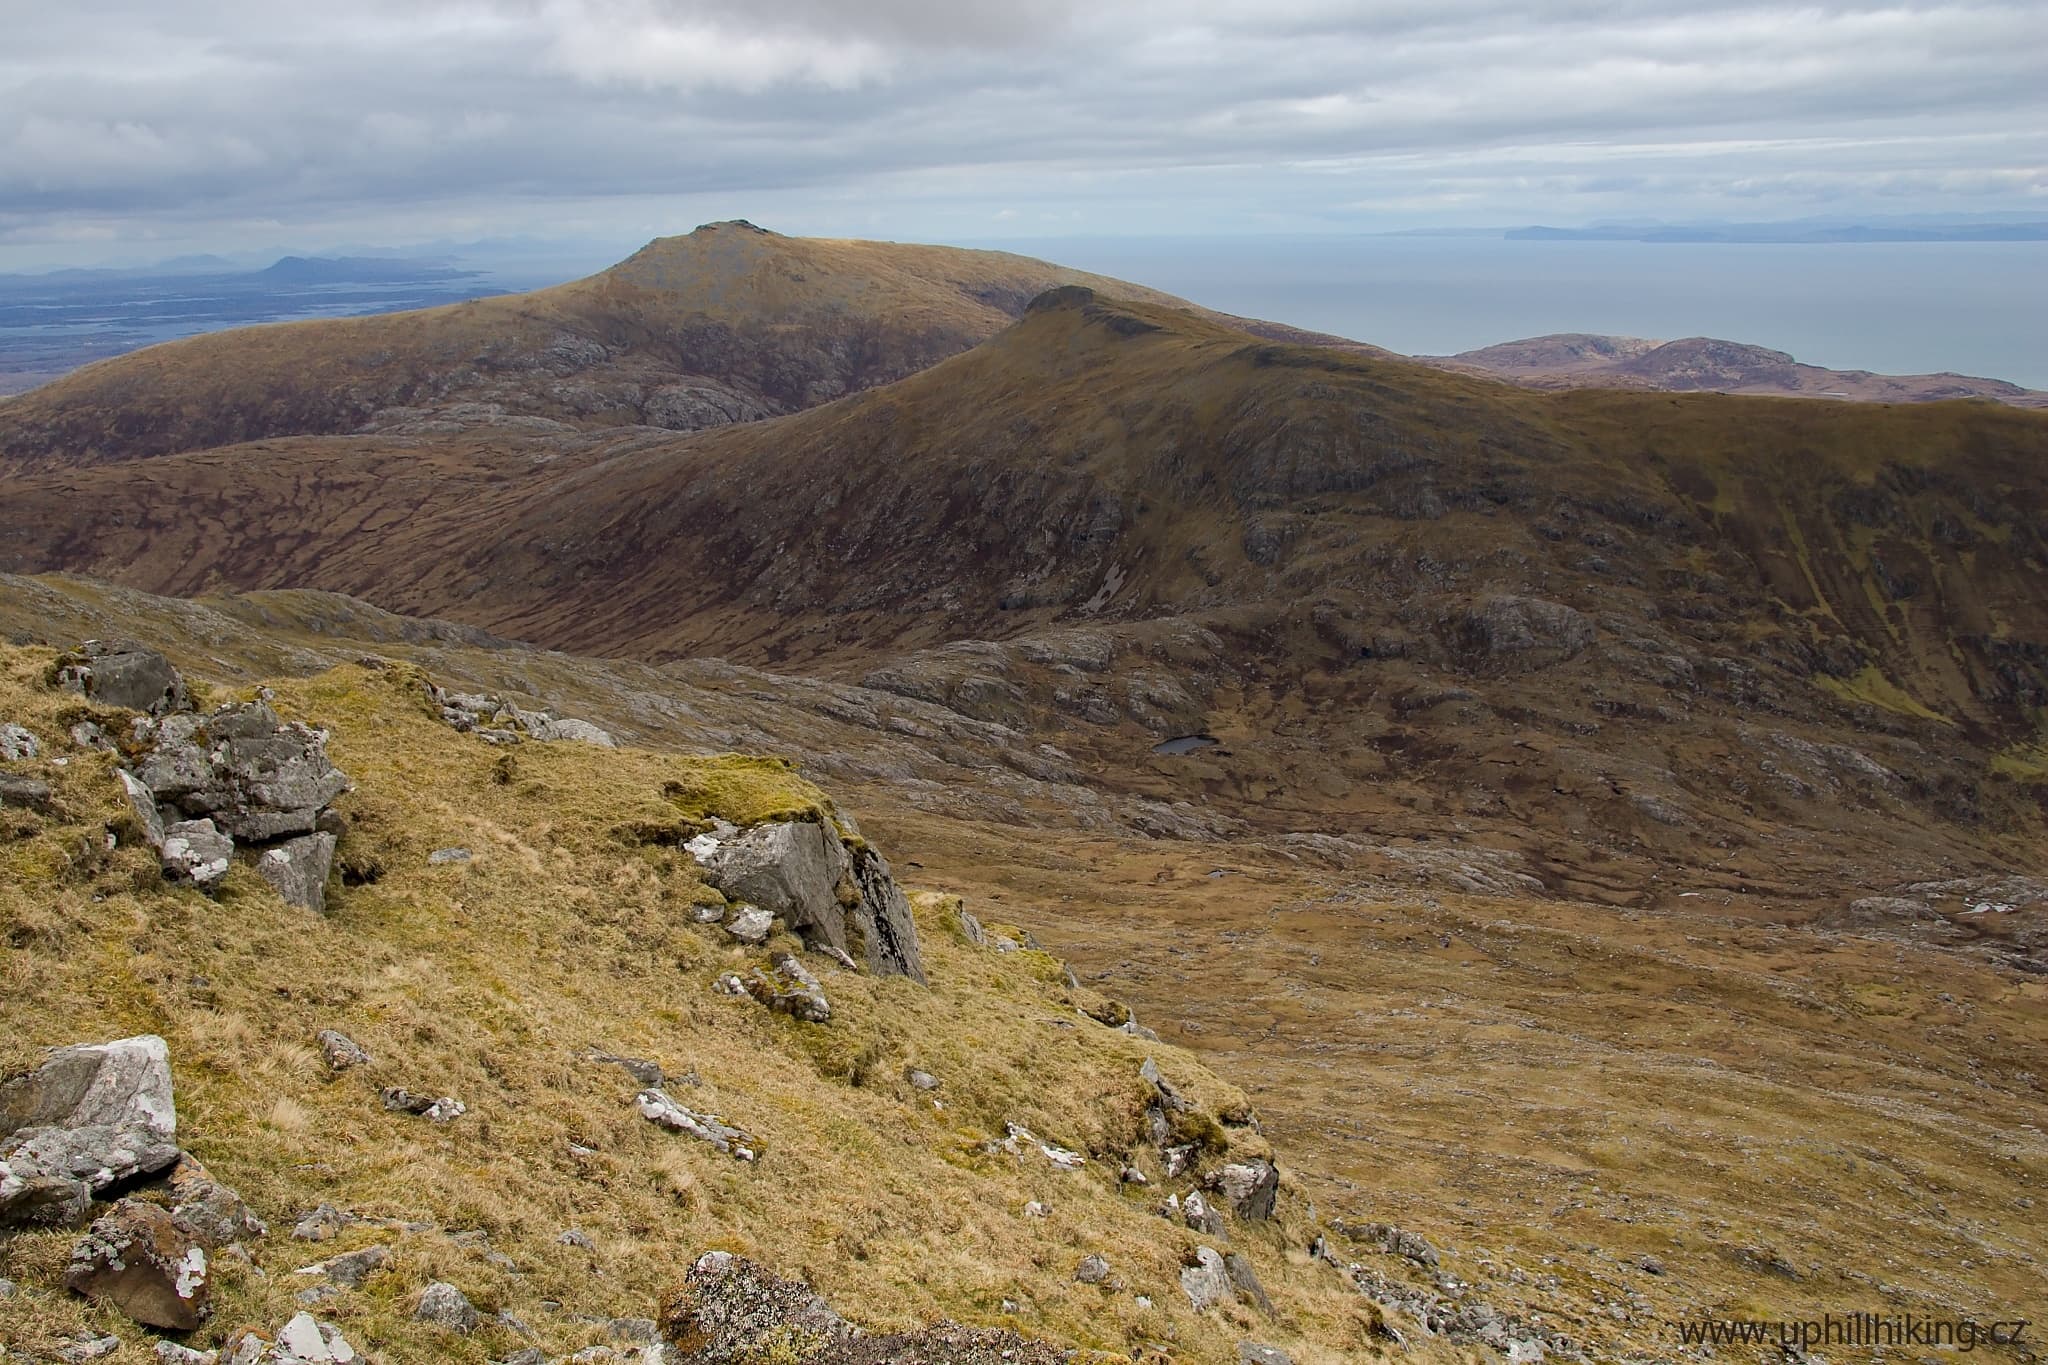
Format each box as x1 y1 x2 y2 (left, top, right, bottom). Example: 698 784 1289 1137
659 1251 851 1362
51 641 189 715
1213 1158 1280 1222
1 1035 180 1226
254 832 339 913
689 819 925 982
65 1198 211 1330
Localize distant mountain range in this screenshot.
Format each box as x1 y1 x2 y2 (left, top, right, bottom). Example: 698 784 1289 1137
1505 221 2048 243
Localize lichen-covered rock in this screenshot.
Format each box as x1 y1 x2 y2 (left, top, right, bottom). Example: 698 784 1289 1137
65 1198 211 1330
293 1243 391 1290
1 1035 180 1225
379 1088 465 1123
659 1250 851 1362
162 819 234 888
635 1089 757 1161
167 1154 267 1247
1075 1254 1110 1284
1180 1246 1233 1311
745 952 831 1023
134 702 348 841
315 1031 369 1072
1213 1158 1280 1222
225 1313 361 1364
689 819 925 981
0 721 39 760
51 641 189 715
414 1280 479 1333
722 904 774 945
254 831 338 912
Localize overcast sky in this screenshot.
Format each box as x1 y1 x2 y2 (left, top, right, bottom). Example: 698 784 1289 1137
3 0 2045 266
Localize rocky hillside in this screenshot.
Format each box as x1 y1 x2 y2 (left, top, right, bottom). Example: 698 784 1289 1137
0 637 1430 1364
0 225 1366 477
1432 332 2048 406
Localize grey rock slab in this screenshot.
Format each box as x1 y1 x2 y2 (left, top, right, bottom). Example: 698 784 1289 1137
1180 1246 1233 1311
635 1088 756 1161
255 832 338 913
723 905 774 945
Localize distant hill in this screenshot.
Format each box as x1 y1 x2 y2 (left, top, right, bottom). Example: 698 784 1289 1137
1430 332 2048 406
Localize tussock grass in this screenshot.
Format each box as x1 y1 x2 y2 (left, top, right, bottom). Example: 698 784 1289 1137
0 646 1383 1363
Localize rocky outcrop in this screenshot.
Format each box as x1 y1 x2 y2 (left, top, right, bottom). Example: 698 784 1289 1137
50 640 188 715
660 1250 851 1362
1 1035 180 1227
636 1089 757 1161
745 953 832 1023
428 682 615 746
688 818 925 982
65 1198 211 1330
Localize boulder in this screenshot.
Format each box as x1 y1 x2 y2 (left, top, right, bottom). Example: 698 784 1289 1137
290 1204 354 1242
414 1280 479 1333
1213 1159 1280 1221
636 1089 757 1161
65 1198 211 1330
0 722 39 760
162 819 234 888
167 1154 267 1247
316 1031 369 1072
1 1035 181 1224
1075 1254 1110 1285
659 1250 851 1362
254 832 338 913
689 819 925 981
746 953 831 1023
1180 1246 1233 1312
53 641 188 715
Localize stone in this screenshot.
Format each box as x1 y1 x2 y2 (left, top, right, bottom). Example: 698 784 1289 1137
745 953 831 1023
1120 1165 1148 1186
657 1250 850 1362
167 1154 267 1247
156 1343 219 1365
1182 1190 1226 1237
1139 1057 1187 1111
316 1031 369 1072
1180 1246 1234 1312
0 1275 13 1296
723 905 774 945
608 1318 660 1346
427 847 472 865
557 1228 596 1250
531 717 616 746
588 1052 664 1087
1238 1346 1293 1365
254 833 338 913
1505 1340 1546 1364
1162 1144 1195 1178
415 1280 479 1333
844 840 927 983
0 770 54 812
53 642 188 715
1225 1252 1275 1317
1023 1200 1049 1218
0 722 39 760
291 1204 354 1241
65 1198 211 1330
294 1244 390 1289
117 770 167 848
58 1336 123 1362
380 1088 465 1122
637 1088 757 1160
1214 1159 1280 1222
690 820 925 981
905 1069 940 1092
161 819 234 888
956 908 987 946
274 1312 361 1363
1075 1254 1110 1284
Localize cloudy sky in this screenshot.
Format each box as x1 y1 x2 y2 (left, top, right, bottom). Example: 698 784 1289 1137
3 0 2045 265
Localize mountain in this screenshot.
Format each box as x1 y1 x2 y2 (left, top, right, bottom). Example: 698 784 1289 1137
0 222 1367 476
2 231 2045 1360
1433 332 2048 406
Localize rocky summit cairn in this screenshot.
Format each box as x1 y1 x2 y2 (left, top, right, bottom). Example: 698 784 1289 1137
687 817 926 983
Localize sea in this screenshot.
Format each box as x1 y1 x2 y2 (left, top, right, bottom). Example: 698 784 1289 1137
975 236 2048 390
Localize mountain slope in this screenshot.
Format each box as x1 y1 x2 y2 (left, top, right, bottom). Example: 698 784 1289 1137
0 223 1369 476
4 287 2048 910
1434 331 2048 406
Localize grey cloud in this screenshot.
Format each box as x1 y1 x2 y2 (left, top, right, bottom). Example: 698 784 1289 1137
1 0 2044 258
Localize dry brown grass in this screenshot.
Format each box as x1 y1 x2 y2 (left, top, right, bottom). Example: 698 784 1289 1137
0 646 1396 1363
